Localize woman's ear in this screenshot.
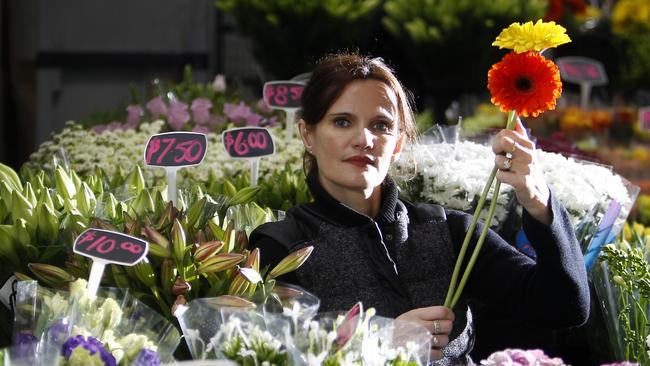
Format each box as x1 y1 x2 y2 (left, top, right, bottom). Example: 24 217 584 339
298 119 313 153
391 134 406 163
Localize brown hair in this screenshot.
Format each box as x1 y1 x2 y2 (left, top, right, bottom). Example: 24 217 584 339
300 53 417 172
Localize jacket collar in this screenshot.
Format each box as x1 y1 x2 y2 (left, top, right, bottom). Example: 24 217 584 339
304 168 400 227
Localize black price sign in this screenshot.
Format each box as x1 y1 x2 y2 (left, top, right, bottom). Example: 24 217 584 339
144 132 208 167
74 229 148 266
556 57 608 85
222 127 275 158
263 81 305 109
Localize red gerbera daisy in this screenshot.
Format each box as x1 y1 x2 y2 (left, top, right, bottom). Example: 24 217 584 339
487 51 562 118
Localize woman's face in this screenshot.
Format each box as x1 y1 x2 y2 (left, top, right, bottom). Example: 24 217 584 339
299 79 405 197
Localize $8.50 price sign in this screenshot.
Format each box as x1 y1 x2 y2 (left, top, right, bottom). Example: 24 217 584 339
144 132 207 167
222 127 275 158
556 57 608 85
74 229 148 266
263 81 305 110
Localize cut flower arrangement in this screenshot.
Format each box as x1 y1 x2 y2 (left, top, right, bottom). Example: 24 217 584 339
7 278 180 365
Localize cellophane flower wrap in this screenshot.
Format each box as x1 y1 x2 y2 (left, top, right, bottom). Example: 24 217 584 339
176 285 432 365
9 279 180 365
591 222 650 363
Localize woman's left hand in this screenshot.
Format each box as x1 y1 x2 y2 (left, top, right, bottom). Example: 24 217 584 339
492 119 551 225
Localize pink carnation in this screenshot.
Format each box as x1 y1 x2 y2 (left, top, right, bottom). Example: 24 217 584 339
125 104 143 128
223 102 252 123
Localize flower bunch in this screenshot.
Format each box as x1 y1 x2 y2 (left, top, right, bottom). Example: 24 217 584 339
480 348 566 365
444 20 570 308
593 222 650 363
11 279 180 365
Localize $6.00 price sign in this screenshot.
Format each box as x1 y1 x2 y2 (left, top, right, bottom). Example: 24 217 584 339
222 127 275 158
144 132 208 167
74 228 148 266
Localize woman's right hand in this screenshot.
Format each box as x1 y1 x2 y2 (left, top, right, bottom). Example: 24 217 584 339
396 306 455 361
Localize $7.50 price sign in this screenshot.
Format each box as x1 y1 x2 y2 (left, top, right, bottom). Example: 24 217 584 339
74 228 148 266
263 81 305 110
144 132 208 167
222 127 275 158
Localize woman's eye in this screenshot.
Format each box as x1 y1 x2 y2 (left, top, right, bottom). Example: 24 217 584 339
372 121 392 132
334 118 350 127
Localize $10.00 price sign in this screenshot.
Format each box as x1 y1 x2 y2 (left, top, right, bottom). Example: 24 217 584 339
222 127 274 158
144 132 208 167
74 228 148 266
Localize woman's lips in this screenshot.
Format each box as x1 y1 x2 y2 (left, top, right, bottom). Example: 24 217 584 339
343 156 375 167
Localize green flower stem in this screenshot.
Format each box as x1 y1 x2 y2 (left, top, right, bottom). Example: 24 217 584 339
451 180 502 308
443 110 517 308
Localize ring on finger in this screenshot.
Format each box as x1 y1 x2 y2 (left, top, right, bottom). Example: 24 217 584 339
433 320 441 334
502 158 512 171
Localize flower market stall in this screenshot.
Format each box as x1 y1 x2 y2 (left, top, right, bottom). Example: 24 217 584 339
1 9 650 366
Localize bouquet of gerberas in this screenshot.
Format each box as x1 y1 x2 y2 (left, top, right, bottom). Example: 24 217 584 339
8 278 180 365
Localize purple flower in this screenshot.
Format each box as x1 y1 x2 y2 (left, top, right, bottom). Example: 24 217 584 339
47 320 70 345
208 114 226 127
481 349 565 366
167 101 190 130
192 125 210 134
13 332 38 362
261 116 278 128
146 96 168 118
61 335 116 366
126 104 144 128
191 98 213 125
244 113 263 126
256 98 272 114
106 121 124 132
91 125 108 134
600 363 639 366
132 348 160 366
223 102 253 123
212 74 227 92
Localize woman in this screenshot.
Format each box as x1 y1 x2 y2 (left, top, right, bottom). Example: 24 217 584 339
249 53 589 365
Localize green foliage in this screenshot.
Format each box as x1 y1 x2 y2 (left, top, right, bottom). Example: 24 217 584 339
216 0 384 78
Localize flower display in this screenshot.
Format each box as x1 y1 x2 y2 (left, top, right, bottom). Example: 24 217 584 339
487 51 562 118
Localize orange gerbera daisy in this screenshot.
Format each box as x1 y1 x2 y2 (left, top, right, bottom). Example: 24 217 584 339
487 51 562 118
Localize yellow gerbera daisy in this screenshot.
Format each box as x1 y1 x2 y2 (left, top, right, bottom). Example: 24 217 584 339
492 19 571 53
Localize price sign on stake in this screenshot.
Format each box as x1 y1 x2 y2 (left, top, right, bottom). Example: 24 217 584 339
74 228 149 297
144 132 208 206
639 107 650 132
222 127 275 187
263 81 305 139
556 57 608 110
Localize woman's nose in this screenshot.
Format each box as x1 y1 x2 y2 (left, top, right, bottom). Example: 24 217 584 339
352 127 374 150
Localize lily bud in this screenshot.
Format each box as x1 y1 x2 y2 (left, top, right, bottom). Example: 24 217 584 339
14 272 33 281
131 189 154 217
156 201 177 231
148 241 171 259
171 219 187 265
28 263 75 288
193 240 224 263
36 203 59 245
68 169 83 191
89 218 119 232
227 271 249 296
85 174 104 195
207 219 225 241
13 218 33 248
38 188 55 212
76 182 97 217
233 230 249 253
11 190 34 225
22 182 37 207
125 165 145 194
245 247 260 272
110 264 131 288
133 260 156 288
161 258 175 293
172 277 191 296
171 295 187 316
0 225 19 266
204 295 256 309
196 253 244 274
186 197 206 229
268 246 314 279
239 267 262 284
54 166 76 200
